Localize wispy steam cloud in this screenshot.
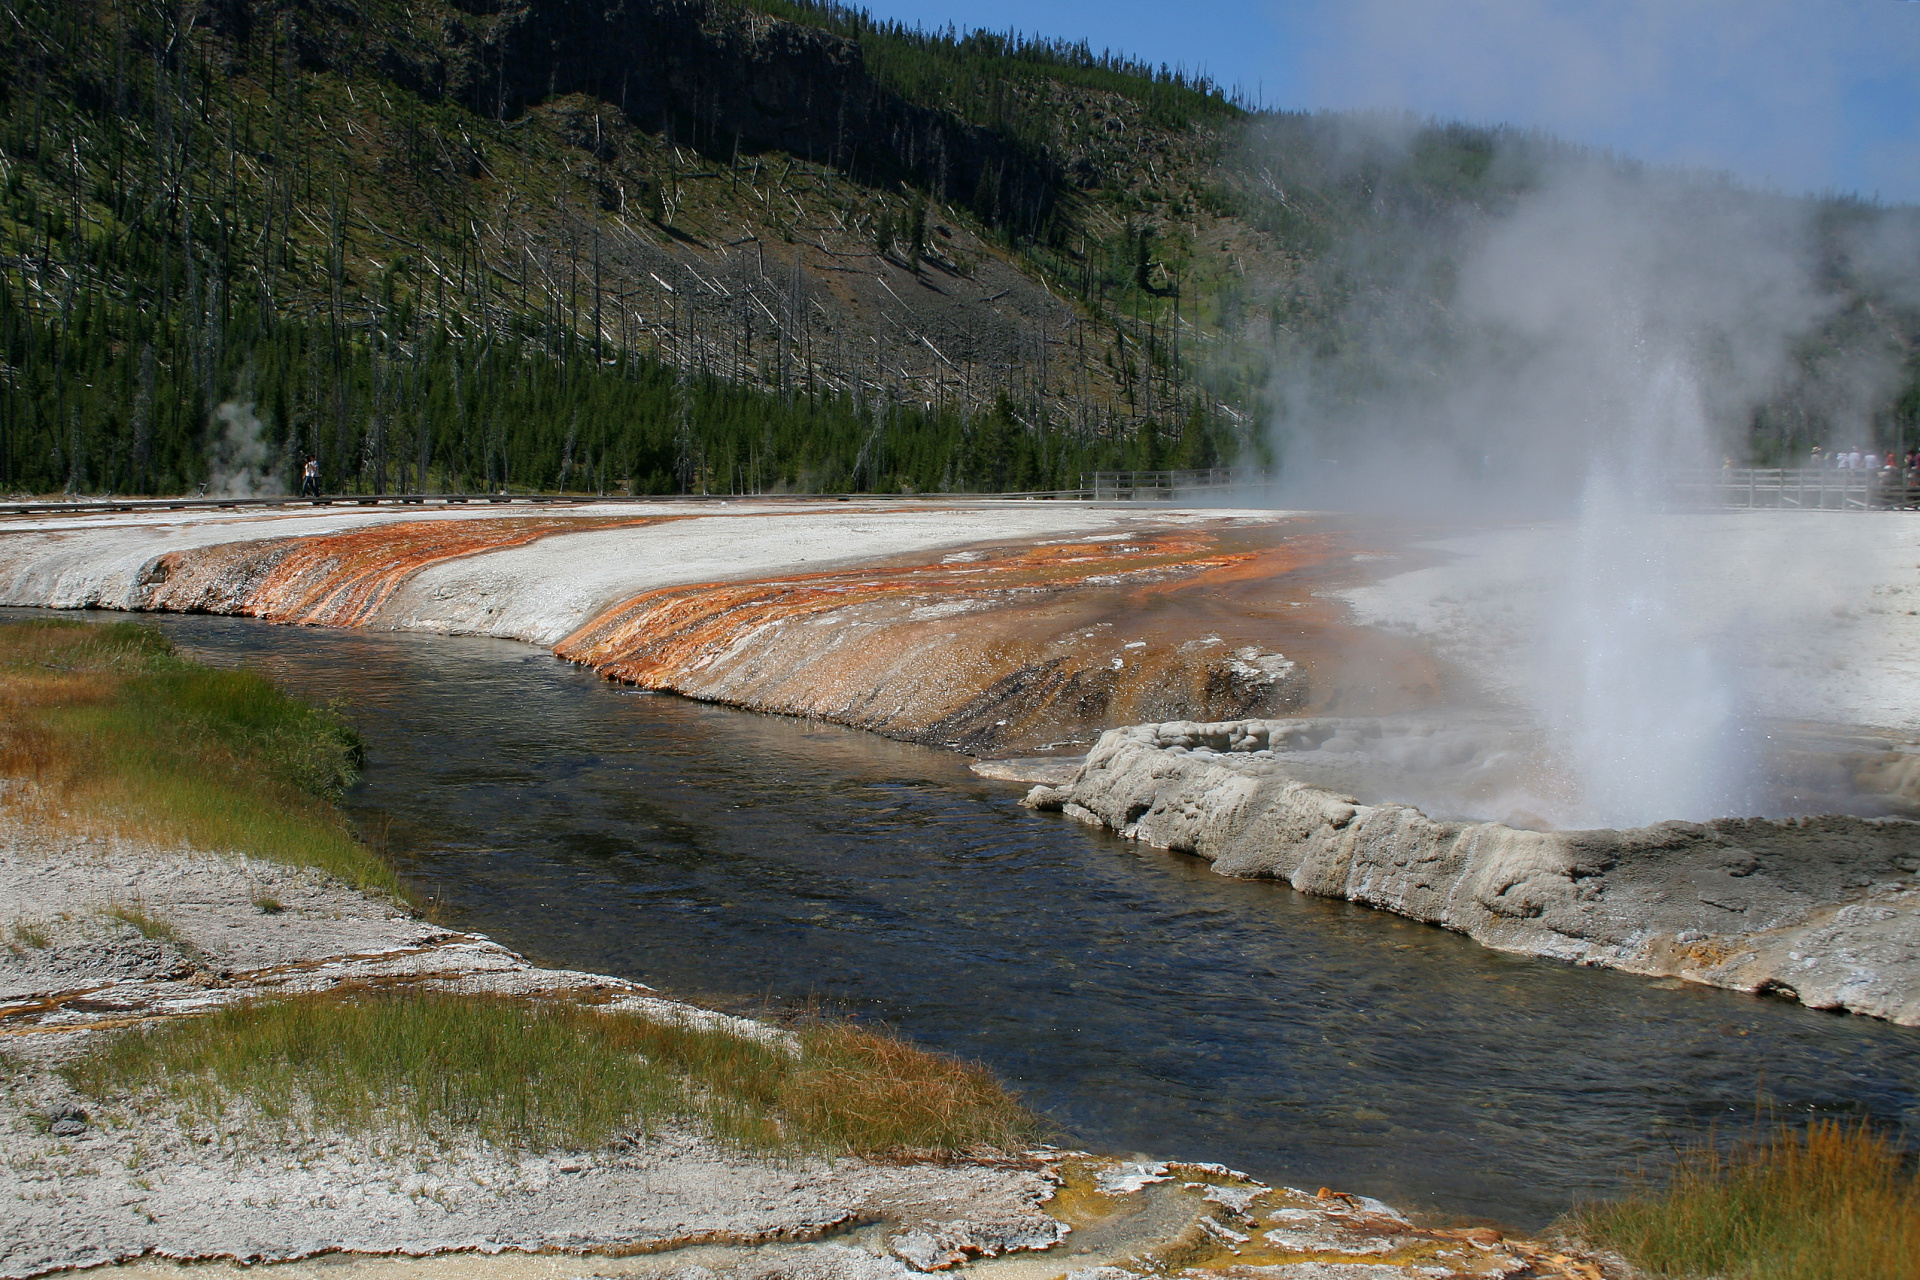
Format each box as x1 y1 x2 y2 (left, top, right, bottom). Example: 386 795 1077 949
1255 126 1917 825
208 401 286 499
1264 145 1897 511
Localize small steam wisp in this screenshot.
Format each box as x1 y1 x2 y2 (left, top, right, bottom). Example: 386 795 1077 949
208 401 285 498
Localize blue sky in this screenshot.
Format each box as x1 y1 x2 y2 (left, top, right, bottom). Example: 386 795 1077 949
858 0 1920 203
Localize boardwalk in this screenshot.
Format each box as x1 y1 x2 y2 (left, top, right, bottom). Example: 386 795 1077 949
1676 468 1920 510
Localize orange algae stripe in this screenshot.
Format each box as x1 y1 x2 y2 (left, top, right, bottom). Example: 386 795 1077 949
249 516 677 627
553 530 1250 683
1120 530 1346 600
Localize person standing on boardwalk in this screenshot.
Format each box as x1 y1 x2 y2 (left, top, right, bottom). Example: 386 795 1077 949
300 457 321 498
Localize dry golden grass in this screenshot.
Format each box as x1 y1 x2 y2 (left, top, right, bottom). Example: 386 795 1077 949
1572 1119 1920 1280
0 618 397 896
782 1021 1044 1157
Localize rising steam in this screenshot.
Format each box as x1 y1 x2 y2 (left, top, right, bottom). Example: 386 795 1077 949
208 400 286 498
1261 131 1916 826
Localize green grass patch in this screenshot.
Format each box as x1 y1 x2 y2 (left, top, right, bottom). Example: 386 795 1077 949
1570 1119 1920 1280
64 989 1048 1158
5 918 51 951
0 617 396 898
103 903 183 944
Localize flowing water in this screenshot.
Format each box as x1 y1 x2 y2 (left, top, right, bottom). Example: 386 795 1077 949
102 614 1920 1229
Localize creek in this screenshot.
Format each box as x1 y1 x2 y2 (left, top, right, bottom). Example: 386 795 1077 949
138 615 1920 1230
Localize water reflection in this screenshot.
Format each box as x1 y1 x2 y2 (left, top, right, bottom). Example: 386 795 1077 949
108 614 1920 1229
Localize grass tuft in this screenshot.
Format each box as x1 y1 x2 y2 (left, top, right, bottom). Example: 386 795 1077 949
6 918 51 951
0 617 395 897
103 903 181 944
252 896 284 915
1570 1119 1920 1280
64 990 1048 1158
784 1021 1044 1157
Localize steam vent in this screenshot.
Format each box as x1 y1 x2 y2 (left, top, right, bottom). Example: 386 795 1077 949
4 500 1918 1024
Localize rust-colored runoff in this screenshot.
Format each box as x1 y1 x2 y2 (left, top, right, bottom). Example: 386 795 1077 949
146 515 678 627
556 518 1446 754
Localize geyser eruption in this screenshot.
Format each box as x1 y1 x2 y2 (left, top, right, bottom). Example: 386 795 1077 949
1261 134 1912 827
1474 171 1781 826
1544 361 1757 828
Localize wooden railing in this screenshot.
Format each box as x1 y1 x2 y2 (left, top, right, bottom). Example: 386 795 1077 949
0 488 1104 517
1082 468 1268 501
1672 468 1920 511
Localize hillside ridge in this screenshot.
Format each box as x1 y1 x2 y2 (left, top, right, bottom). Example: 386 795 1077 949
0 0 1912 497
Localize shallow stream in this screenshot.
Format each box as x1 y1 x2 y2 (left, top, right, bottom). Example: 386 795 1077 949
123 615 1920 1229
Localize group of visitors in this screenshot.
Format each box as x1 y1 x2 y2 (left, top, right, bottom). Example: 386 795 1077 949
1808 446 1920 479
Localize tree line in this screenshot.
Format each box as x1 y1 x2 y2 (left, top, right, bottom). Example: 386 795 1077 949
0 0 1232 497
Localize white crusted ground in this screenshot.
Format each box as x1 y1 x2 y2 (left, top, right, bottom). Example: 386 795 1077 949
0 816 1070 1280
1339 510 1920 736
1026 721 1920 1025
0 501 1288 649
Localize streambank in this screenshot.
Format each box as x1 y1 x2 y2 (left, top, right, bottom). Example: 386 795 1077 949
7 505 1920 1026
0 613 1066 1278
0 816 1057 1278
1017 721 1920 1026
0 503 1413 756
9 503 1920 1018
0 818 1629 1280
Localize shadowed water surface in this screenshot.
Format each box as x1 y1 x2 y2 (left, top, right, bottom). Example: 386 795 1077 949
115 615 1920 1229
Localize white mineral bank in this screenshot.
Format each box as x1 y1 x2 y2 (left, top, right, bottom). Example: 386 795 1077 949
381 505 1279 645
0 501 1288 646
1340 510 1920 736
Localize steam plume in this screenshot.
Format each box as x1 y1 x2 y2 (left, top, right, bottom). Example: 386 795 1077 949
208 401 286 499
1260 130 1916 826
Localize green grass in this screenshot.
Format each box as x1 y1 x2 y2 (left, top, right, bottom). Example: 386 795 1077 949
5 918 51 951
0 618 397 898
1570 1119 1920 1280
102 903 183 944
64 990 1048 1158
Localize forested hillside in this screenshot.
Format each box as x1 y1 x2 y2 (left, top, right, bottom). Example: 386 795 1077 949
1 0 1914 497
